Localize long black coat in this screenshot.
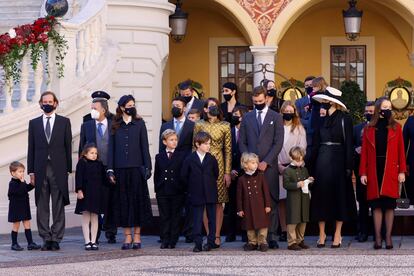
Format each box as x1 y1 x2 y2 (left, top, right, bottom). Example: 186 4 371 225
8 178 34 222
75 158 105 214
310 110 356 222
181 152 219 205
239 109 284 201
159 119 194 155
154 150 186 196
27 115 72 206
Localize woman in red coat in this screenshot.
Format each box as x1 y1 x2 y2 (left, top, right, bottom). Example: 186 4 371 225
360 97 406 250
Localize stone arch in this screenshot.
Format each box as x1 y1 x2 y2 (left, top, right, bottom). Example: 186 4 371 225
266 0 414 46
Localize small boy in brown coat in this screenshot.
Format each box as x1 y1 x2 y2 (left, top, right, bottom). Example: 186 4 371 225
237 152 271 252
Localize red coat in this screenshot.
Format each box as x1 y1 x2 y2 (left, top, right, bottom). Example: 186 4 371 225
359 124 406 200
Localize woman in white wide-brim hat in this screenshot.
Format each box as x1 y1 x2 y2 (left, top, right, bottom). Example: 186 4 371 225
309 86 357 248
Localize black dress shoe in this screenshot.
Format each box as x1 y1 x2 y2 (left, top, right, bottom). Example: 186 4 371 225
243 243 257 251
185 237 193 243
11 243 23 251
225 235 236 242
41 241 52 251
160 243 169 249
357 233 368 243
91 243 99 250
193 245 202 252
27 242 41 250
203 244 212 251
386 243 393 250
107 237 116 244
373 243 382 250
279 231 287 242
169 244 176 249
268 240 279 249
51 241 60 251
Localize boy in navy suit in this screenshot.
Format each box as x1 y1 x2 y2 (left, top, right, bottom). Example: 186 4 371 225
154 129 187 249
181 131 219 252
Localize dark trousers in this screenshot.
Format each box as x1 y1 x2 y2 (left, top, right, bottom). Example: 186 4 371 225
157 194 185 245
182 195 193 239
36 161 65 243
355 157 370 235
193 203 216 247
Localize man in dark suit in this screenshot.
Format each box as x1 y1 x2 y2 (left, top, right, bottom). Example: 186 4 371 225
79 96 117 244
28 91 72 251
239 86 284 249
295 76 315 164
225 105 248 242
353 101 375 242
178 80 204 116
159 96 195 243
159 96 195 155
82 91 113 122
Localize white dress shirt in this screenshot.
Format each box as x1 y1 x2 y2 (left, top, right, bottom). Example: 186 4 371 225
185 97 195 114
196 151 206 163
256 105 268 123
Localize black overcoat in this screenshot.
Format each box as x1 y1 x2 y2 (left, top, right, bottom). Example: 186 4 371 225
8 178 34 222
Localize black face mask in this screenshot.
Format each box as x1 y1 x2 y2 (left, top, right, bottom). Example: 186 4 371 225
380 109 392 120
267 89 277 97
223 94 233 102
254 103 266 111
171 106 183 118
321 102 331 111
305 86 313 95
182 96 192 104
41 104 55 113
208 105 220 117
231 115 241 125
282 113 294 121
124 107 137 117
364 113 372 122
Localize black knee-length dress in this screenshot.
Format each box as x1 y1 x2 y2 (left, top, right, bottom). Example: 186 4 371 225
310 110 357 222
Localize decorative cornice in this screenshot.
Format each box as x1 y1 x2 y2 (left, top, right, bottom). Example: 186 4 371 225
236 0 292 43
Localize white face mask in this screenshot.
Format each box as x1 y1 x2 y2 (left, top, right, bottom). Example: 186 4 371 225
90 109 101 120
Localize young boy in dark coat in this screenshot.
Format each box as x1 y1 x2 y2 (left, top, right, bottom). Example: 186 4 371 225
154 129 187 249
237 153 271 252
181 131 219 252
8 161 41 251
283 146 313 250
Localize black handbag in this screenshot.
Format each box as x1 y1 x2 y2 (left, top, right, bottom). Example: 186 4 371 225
397 182 410 209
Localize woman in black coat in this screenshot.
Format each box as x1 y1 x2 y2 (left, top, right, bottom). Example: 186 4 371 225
310 87 357 248
107 94 152 250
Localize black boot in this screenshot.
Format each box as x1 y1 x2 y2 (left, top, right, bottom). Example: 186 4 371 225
25 229 41 250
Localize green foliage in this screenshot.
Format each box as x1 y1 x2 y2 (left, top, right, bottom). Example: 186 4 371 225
340 80 367 125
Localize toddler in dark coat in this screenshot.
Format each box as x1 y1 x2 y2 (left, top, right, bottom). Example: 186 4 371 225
7 161 40 251
75 144 105 250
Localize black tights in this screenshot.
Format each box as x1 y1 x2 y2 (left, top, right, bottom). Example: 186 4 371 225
373 208 394 245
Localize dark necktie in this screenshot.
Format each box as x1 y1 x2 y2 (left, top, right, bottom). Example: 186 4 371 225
97 123 104 138
45 117 51 141
257 110 263 131
167 151 173 160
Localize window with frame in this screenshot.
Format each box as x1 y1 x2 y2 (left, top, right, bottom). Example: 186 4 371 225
330 45 366 93
218 46 254 107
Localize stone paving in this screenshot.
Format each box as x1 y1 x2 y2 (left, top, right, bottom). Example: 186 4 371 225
2 227 414 275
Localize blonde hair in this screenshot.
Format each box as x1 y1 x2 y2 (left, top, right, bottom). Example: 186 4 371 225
161 129 177 141
280 100 303 133
240 152 259 170
289 146 305 161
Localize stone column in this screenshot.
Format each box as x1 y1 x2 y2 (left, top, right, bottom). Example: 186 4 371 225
249 46 278 87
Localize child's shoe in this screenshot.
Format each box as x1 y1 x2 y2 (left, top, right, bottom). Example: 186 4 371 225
27 242 41 250
287 243 302 250
243 243 257 251
193 245 202 253
91 243 99 250
258 243 269 252
11 243 23 251
85 242 92 251
298 241 309 249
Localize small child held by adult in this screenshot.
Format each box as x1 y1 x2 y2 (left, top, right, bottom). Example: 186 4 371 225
75 144 105 250
237 153 271 252
181 131 219 252
8 161 41 251
154 129 187 249
283 146 313 250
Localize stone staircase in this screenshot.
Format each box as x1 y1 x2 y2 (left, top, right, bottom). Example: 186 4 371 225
0 0 43 33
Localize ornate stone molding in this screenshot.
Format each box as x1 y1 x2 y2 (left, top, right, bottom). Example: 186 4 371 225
236 0 292 43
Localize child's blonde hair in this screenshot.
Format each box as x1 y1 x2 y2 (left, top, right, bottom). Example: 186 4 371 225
289 146 305 161
161 129 177 141
240 152 259 170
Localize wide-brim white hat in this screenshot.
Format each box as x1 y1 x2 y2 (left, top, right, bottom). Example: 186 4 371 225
312 86 347 110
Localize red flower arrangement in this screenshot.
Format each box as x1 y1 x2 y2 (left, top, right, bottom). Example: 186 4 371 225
0 16 68 85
